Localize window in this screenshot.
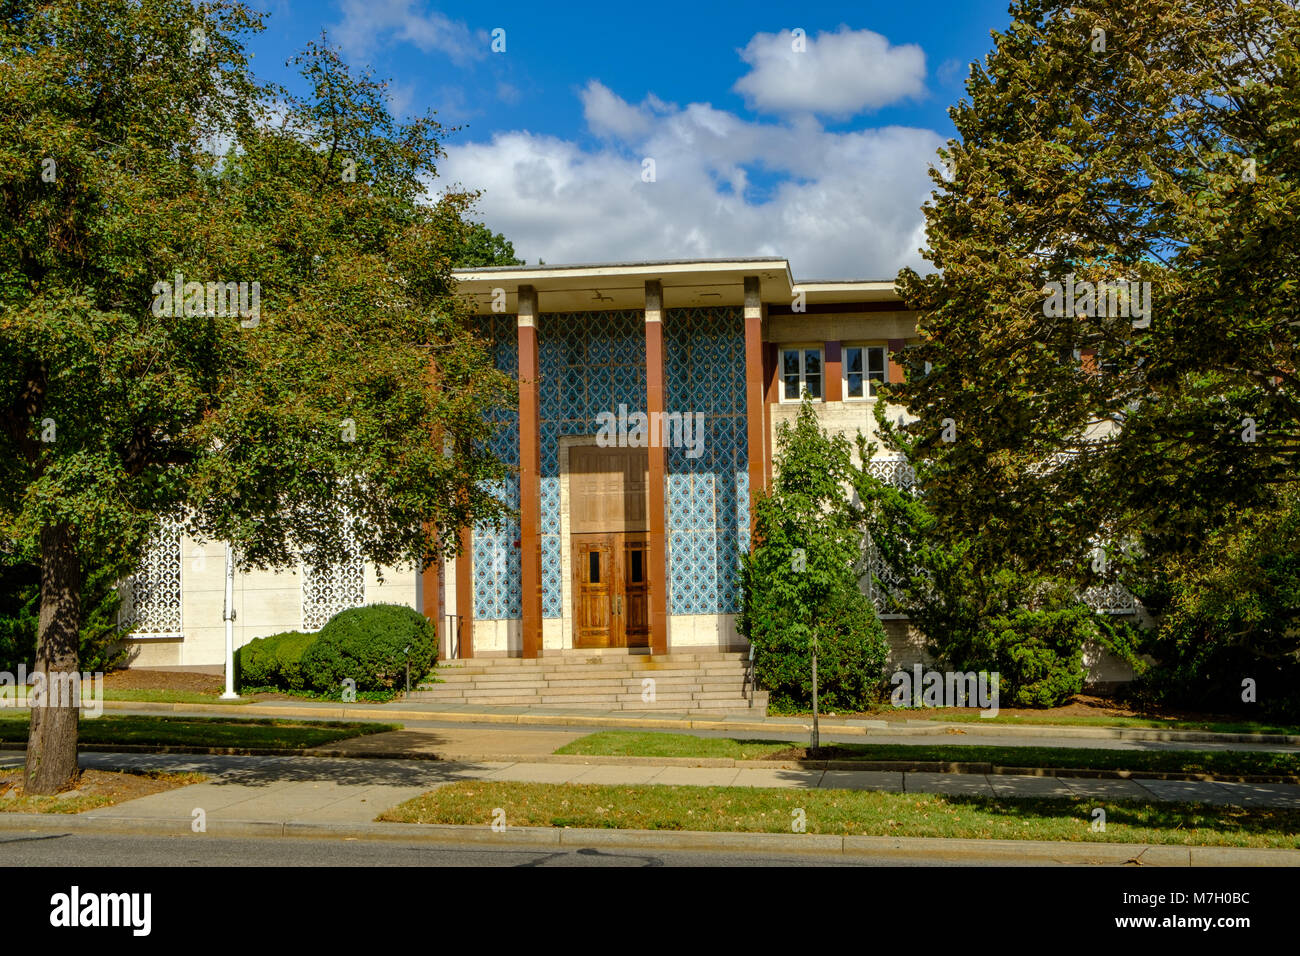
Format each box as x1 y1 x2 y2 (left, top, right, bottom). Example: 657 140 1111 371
843 345 888 399
781 347 823 402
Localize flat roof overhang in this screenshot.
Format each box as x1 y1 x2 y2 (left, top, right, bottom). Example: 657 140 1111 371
452 258 901 314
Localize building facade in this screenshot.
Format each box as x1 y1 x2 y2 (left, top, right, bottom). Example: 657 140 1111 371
118 257 1131 682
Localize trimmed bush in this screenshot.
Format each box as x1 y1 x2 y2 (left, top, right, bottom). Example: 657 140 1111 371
236 630 315 691
300 604 437 693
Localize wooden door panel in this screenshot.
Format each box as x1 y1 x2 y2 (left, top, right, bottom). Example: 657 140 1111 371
573 536 613 648
622 536 650 647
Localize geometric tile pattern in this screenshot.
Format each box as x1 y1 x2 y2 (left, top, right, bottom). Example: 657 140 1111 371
472 314 522 620
664 307 748 615
469 307 750 622
538 310 646 618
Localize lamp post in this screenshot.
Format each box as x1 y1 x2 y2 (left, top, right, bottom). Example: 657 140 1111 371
220 542 240 700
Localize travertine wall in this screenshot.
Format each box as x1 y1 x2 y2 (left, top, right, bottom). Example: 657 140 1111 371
124 532 419 669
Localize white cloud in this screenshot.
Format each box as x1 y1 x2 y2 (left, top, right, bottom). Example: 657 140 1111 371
331 0 481 64
438 82 942 277
733 26 926 117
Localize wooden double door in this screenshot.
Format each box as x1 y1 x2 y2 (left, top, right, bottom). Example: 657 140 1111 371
573 533 650 648
569 445 651 649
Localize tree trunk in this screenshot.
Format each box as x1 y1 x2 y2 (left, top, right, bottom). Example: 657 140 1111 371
24 522 81 794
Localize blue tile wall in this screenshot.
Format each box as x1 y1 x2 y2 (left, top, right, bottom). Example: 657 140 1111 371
472 314 521 620
664 307 748 615
471 307 749 623
538 311 645 618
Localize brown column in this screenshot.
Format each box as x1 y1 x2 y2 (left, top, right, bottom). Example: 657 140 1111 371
456 526 473 658
517 286 542 658
887 338 907 384
743 278 766 537
824 340 843 402
763 343 779 487
645 280 669 655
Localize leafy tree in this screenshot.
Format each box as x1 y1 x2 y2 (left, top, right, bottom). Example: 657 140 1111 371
1126 486 1300 720
894 0 1300 575
436 198 524 268
739 399 890 713
883 0 1300 707
853 428 1098 707
0 3 513 792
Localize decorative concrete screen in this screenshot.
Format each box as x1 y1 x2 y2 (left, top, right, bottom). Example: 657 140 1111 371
123 519 184 637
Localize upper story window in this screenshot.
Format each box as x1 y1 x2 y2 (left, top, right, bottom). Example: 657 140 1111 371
781 347 822 402
844 345 888 399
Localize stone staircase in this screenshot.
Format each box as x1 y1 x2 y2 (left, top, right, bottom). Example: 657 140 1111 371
410 649 767 714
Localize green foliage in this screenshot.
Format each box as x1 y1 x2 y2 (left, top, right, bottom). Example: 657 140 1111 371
1126 489 1300 721
299 604 437 694
739 399 890 712
854 431 1093 708
0 557 129 674
878 0 1300 711
0 2 518 783
235 630 315 692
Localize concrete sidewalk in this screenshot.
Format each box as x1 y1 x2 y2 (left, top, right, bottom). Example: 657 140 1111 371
6 750 1300 826
4 751 1298 866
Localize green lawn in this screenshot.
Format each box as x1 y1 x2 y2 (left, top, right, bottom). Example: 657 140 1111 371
555 731 1300 777
379 780 1300 848
102 689 251 706
927 713 1300 736
0 714 400 750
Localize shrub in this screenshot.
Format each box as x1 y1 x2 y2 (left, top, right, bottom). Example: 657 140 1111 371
236 630 315 691
300 604 437 693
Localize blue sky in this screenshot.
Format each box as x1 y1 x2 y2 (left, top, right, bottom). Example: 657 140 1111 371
247 0 1015 278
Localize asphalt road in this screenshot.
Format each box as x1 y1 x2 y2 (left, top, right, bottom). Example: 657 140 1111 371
0 831 1055 866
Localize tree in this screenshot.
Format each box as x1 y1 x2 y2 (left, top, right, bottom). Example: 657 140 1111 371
436 198 524 268
738 399 890 713
894 0 1300 576
884 0 1300 707
0 3 513 793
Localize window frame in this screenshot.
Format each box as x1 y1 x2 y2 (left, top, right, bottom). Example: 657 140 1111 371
778 345 825 403
842 343 890 401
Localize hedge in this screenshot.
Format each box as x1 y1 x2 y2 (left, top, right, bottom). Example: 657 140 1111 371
299 604 438 693
235 604 437 695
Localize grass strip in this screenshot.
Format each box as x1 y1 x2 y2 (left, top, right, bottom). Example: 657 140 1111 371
0 714 400 750
379 780 1300 848
555 731 1300 777
926 713 1300 736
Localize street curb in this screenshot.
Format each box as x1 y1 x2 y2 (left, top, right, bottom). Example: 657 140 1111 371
0 813 1295 864
5 744 1298 786
10 699 1297 746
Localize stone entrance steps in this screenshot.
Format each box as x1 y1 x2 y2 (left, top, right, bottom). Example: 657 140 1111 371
411 650 767 713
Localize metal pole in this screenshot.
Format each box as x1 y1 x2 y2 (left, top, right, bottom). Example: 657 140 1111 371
220 542 240 700
810 639 820 755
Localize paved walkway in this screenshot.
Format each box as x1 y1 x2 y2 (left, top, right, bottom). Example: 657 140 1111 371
4 751 1299 831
